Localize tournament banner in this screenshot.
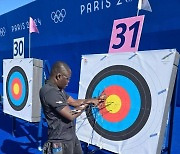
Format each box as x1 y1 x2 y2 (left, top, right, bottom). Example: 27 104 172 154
76 49 179 154
0 0 180 95
0 0 138 52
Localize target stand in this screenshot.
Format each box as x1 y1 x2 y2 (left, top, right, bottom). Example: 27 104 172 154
76 49 179 154
3 58 43 122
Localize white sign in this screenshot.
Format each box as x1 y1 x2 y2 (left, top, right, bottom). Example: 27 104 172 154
13 37 24 59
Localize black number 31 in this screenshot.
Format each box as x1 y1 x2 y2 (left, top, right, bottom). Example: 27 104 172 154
112 21 140 49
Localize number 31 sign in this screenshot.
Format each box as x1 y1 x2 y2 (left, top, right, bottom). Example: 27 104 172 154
109 15 144 53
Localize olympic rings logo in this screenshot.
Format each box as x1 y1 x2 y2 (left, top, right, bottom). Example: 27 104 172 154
0 27 6 37
51 9 66 23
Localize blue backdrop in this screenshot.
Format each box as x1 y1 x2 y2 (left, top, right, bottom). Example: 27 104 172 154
0 0 180 105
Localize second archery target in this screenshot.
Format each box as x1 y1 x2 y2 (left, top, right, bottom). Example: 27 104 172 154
76 49 179 154
6 66 29 111
3 58 43 122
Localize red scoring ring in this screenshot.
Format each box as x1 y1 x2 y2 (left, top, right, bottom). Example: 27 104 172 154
11 78 22 100
99 85 130 122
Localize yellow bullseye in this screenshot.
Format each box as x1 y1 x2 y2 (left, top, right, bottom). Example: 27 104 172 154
13 83 20 95
105 95 121 113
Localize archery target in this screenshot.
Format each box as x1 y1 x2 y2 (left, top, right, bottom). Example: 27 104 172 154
85 65 151 141
76 49 179 154
6 66 29 111
3 58 43 122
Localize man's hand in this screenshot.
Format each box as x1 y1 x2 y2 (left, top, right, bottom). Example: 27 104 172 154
82 93 107 107
92 99 100 106
91 93 107 106
98 93 107 102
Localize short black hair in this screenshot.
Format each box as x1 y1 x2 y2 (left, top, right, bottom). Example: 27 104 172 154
50 61 70 77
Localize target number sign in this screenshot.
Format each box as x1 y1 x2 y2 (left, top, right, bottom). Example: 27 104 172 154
13 37 24 59
6 66 29 111
109 15 144 53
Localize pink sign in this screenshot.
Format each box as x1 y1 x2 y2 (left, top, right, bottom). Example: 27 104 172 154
109 15 144 53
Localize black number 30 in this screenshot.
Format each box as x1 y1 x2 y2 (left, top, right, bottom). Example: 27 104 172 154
14 40 24 57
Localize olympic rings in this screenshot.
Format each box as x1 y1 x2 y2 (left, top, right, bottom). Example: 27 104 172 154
51 9 66 23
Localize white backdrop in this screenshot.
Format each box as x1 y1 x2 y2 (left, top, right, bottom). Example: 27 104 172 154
3 58 43 122
76 49 179 154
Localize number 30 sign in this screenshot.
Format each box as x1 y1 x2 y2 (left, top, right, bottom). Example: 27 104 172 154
13 37 24 59
109 15 144 53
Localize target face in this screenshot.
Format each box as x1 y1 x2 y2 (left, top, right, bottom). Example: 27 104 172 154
85 65 151 141
6 66 29 111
